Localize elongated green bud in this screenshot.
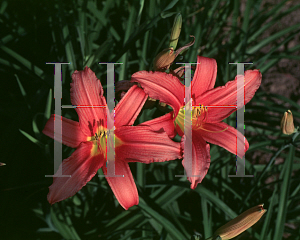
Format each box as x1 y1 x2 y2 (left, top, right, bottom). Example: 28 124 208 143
169 13 182 50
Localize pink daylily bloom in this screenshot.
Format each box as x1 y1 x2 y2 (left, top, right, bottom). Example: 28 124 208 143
43 67 182 210
131 56 262 188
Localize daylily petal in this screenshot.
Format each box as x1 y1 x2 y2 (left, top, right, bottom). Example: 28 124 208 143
175 123 184 137
199 122 249 159
138 112 176 138
131 71 184 116
198 70 262 122
42 114 87 148
192 56 217 100
103 159 138 210
181 132 210 189
115 85 148 127
47 141 106 204
71 67 107 136
115 126 182 163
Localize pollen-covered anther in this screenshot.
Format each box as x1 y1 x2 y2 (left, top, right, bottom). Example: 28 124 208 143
94 131 106 141
192 105 228 133
192 105 208 127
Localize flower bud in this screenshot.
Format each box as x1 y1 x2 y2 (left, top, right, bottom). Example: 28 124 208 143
169 13 182 50
281 110 295 135
211 204 267 240
153 48 176 71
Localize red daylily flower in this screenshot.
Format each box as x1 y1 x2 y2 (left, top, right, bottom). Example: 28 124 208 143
131 56 262 188
43 67 182 210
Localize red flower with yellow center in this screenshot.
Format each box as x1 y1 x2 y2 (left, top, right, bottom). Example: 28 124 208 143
43 67 182 209
131 56 262 188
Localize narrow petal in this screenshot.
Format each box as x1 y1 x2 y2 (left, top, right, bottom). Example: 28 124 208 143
199 122 249 159
71 67 107 136
115 85 148 127
115 126 182 163
181 131 210 189
138 112 176 138
131 71 184 116
192 56 217 101
103 159 138 210
199 70 262 122
42 114 87 148
47 142 105 204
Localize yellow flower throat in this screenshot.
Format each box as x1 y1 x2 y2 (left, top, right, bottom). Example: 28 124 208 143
174 105 208 132
87 120 107 157
174 105 228 133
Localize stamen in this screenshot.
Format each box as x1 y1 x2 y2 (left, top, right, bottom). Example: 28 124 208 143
195 125 228 133
192 105 208 127
192 105 226 133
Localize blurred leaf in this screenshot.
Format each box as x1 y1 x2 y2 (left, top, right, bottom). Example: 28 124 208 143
51 206 81 240
0 46 44 77
19 129 44 148
274 143 295 240
139 199 187 240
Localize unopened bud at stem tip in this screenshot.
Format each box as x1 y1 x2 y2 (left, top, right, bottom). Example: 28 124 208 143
169 13 182 50
281 110 296 135
210 204 267 240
